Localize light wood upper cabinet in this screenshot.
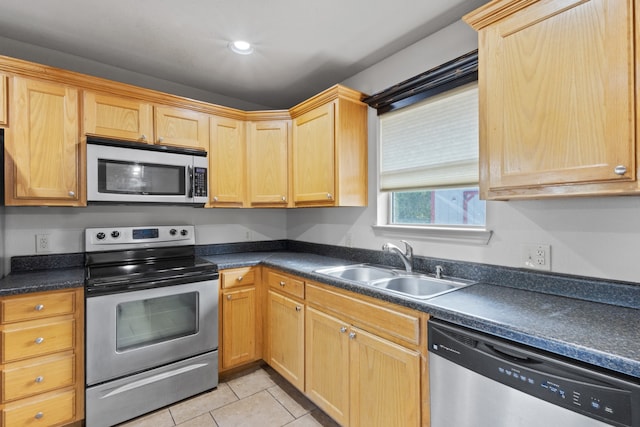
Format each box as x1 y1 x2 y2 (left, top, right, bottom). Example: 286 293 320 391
209 116 246 206
0 73 7 126
155 105 209 149
247 120 290 207
290 85 368 207
5 76 83 206
465 0 635 199
84 92 153 142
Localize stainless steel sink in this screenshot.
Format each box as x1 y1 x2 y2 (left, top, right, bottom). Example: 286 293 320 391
370 276 467 299
313 264 398 282
313 264 473 300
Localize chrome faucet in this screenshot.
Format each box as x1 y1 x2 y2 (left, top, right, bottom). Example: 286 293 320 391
382 240 413 273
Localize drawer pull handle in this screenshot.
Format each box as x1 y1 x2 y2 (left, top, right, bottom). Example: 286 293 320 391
237 276 243 282
34 304 45 311
35 412 44 420
35 376 44 383
34 337 45 344
279 281 286 287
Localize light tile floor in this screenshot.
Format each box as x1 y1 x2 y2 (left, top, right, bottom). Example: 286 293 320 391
117 364 340 427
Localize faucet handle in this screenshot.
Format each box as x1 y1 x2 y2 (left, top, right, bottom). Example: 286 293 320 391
400 240 413 256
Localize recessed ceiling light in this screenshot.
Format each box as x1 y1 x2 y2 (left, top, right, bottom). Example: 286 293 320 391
229 40 254 55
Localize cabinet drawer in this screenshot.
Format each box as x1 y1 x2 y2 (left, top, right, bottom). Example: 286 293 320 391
1 292 76 324
2 353 75 402
221 267 256 289
2 389 75 427
266 270 304 300
306 283 421 347
2 319 75 363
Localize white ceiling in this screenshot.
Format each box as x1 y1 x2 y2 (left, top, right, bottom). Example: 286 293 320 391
0 0 487 109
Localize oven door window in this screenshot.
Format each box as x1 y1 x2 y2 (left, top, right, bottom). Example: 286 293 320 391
98 159 186 195
116 292 198 352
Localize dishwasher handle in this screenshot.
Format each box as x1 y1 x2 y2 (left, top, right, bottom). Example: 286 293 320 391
483 343 542 365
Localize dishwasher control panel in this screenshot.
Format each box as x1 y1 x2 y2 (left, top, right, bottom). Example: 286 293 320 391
429 320 639 427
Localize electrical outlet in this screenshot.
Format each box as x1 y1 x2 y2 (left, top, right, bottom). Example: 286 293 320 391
521 243 551 271
345 233 352 248
36 234 51 253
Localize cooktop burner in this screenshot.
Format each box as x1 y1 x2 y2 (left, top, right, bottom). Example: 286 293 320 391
85 225 218 295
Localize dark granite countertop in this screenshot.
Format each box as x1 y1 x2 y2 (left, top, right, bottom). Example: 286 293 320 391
0 267 84 295
204 251 640 380
2 249 638 381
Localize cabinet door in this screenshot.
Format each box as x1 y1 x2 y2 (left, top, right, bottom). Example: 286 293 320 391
155 105 209 149
481 0 633 196
349 326 420 427
247 121 289 206
266 290 304 390
292 102 336 206
5 77 82 206
0 73 6 126
305 307 349 426
210 116 245 206
221 287 257 369
84 92 153 142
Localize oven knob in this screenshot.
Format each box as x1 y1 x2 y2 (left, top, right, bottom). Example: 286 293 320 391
180 229 188 236
170 229 177 236
96 232 106 240
111 231 120 239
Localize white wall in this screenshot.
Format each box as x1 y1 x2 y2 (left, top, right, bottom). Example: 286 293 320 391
3 206 286 272
287 20 640 284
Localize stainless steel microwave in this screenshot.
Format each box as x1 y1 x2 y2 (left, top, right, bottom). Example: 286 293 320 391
86 137 208 205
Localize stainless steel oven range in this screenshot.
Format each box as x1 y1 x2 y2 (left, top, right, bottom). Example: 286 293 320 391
84 225 219 427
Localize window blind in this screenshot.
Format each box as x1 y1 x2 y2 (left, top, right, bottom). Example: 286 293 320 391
379 82 479 192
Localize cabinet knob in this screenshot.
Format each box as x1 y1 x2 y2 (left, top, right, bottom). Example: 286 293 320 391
614 165 627 175
68 191 75 197
35 376 44 383
279 281 286 287
35 412 44 420
237 276 243 282
282 196 286 201
34 337 45 344
349 332 356 340
158 136 164 143
340 326 347 333
140 134 147 141
295 306 302 312
34 304 44 311
227 295 232 300
213 196 219 202
327 193 333 200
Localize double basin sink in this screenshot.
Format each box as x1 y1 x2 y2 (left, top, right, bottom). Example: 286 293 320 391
314 264 474 300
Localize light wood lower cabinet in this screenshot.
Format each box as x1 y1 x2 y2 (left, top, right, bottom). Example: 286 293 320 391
220 267 262 372
266 289 305 390
305 283 424 427
261 268 429 427
0 288 84 427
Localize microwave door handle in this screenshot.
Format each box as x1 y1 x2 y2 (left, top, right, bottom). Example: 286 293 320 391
187 165 194 198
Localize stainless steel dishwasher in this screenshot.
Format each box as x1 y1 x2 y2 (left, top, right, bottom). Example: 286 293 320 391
428 319 640 427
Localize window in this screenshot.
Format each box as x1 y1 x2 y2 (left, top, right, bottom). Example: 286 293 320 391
380 82 485 227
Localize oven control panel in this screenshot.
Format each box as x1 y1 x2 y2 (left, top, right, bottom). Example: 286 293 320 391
86 225 195 251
